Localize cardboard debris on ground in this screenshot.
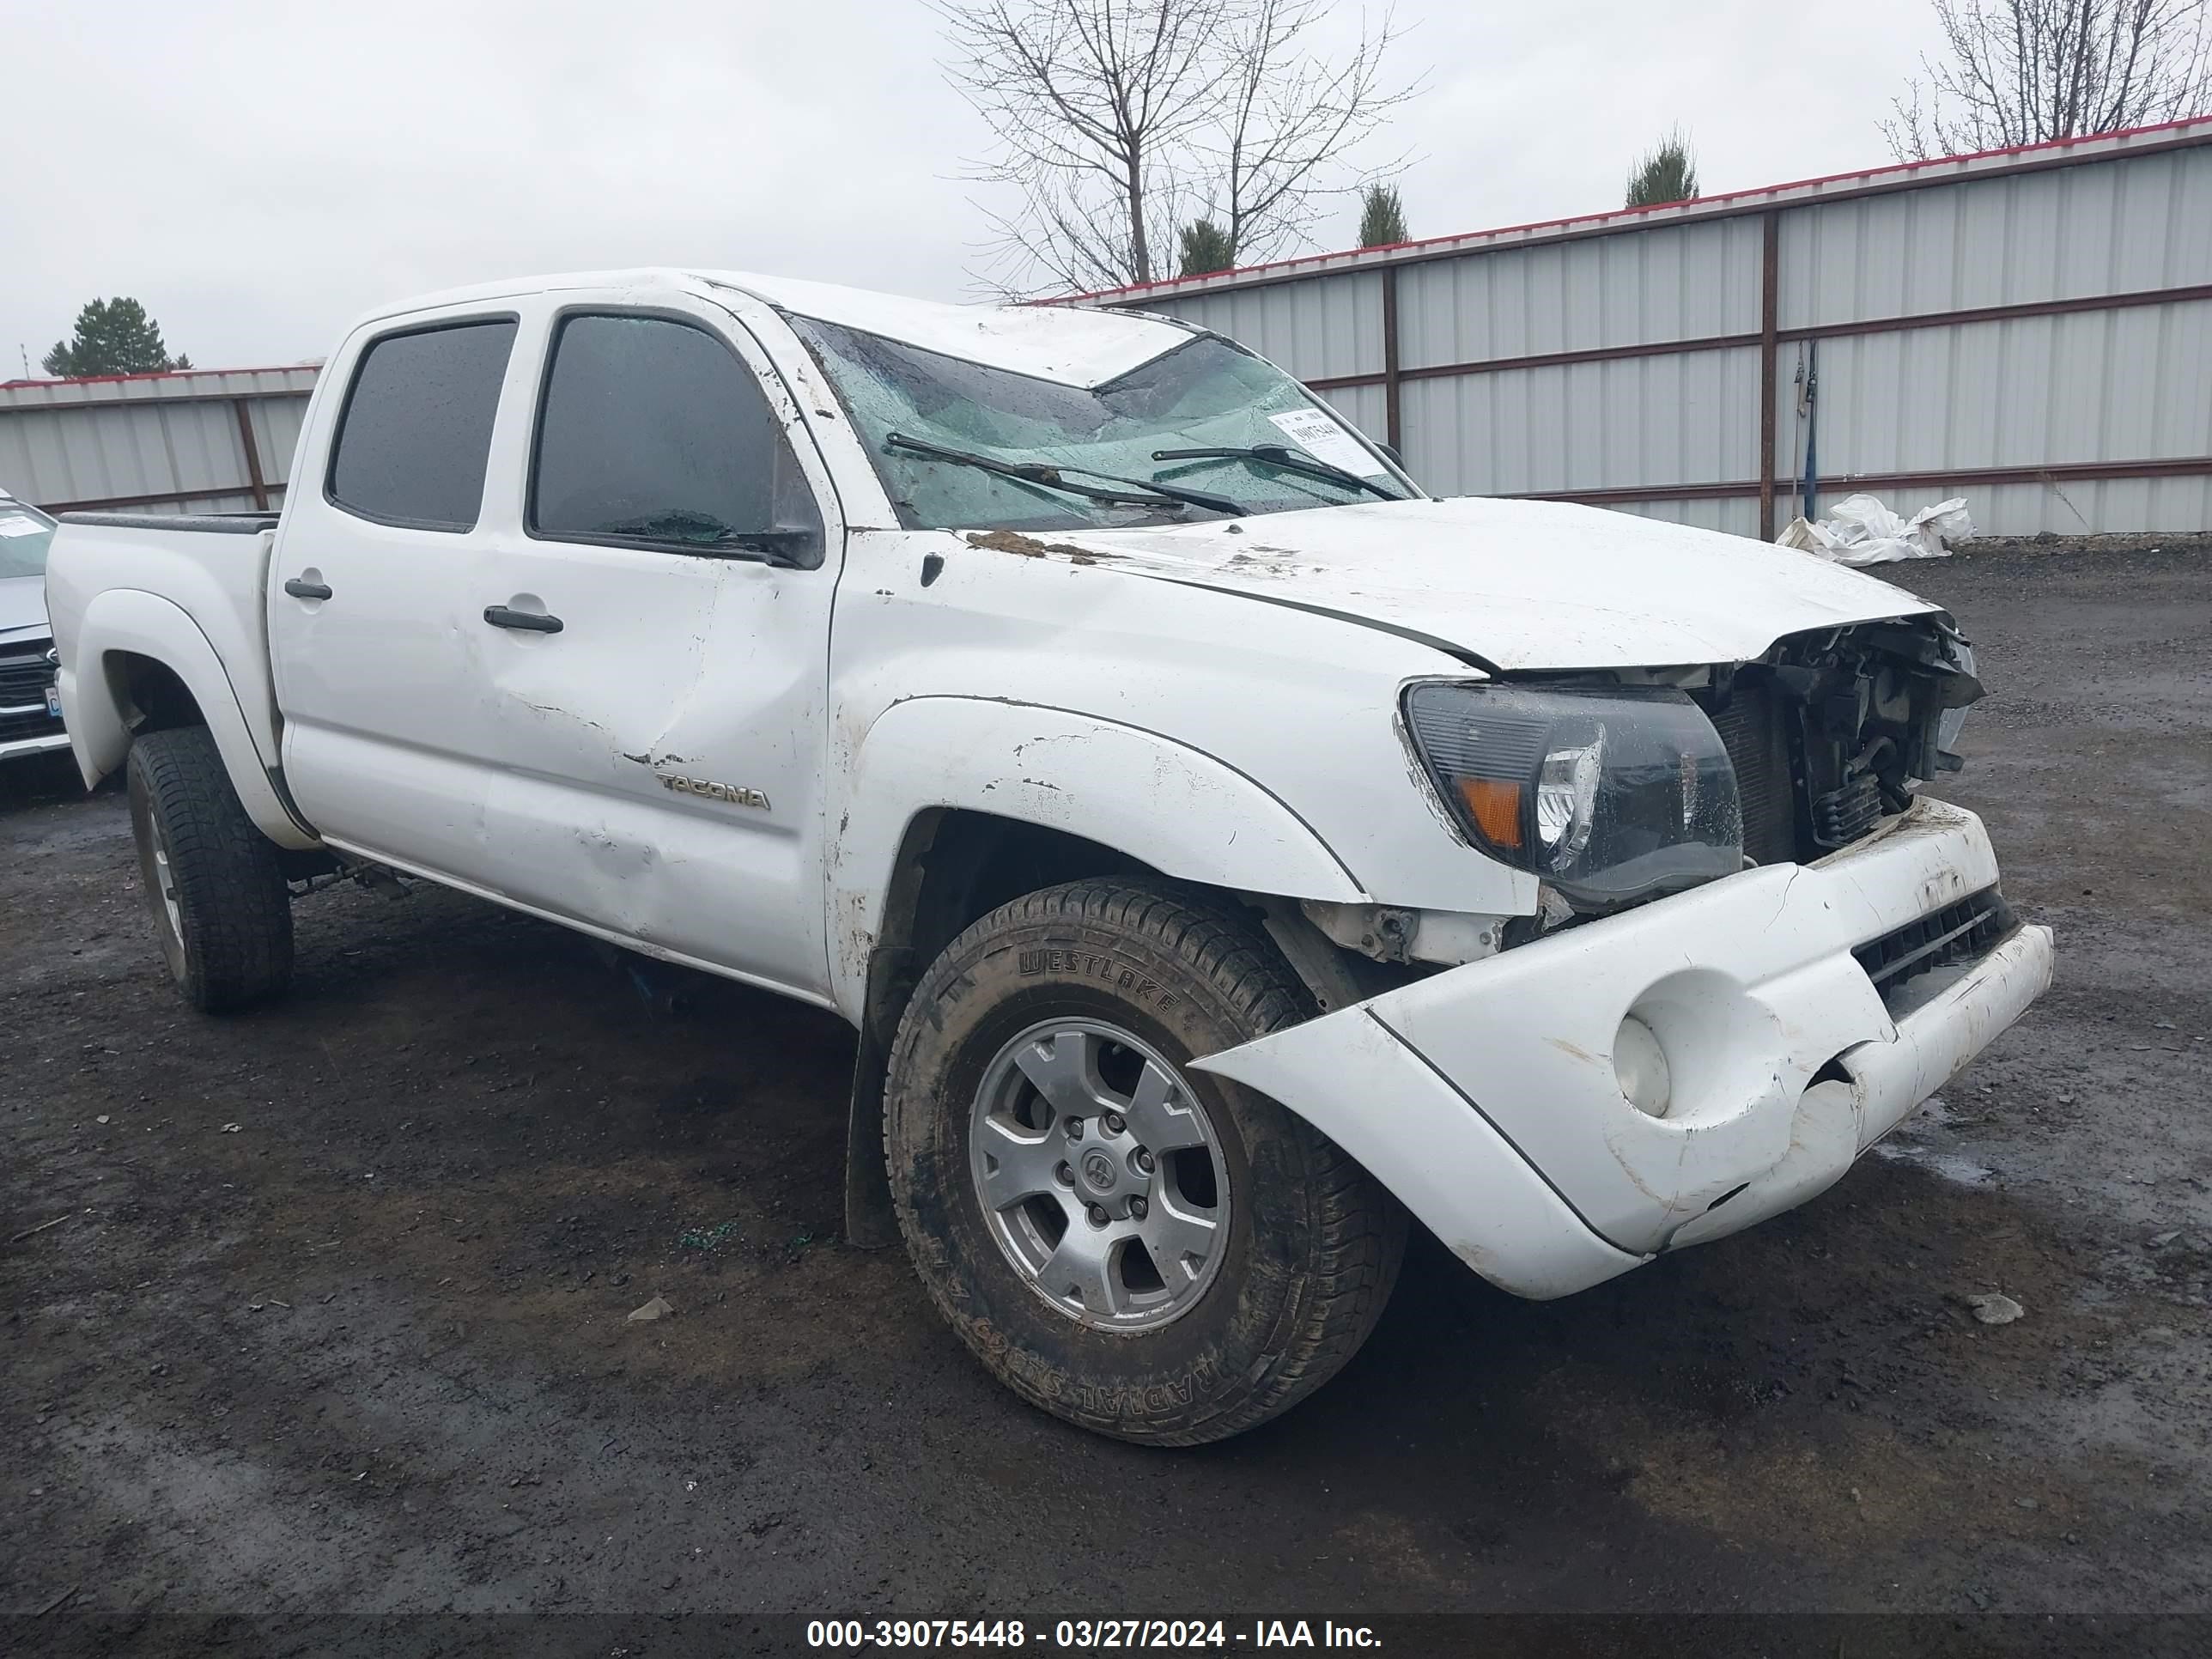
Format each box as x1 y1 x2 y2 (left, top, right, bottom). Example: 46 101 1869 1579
626 1295 674 1323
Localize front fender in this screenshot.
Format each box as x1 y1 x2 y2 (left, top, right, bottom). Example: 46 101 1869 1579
827 695 1368 1018
63 588 319 851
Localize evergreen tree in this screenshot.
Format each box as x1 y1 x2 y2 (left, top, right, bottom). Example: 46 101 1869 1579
1177 219 1237 277
1625 131 1699 208
41 298 184 378
1358 182 1407 246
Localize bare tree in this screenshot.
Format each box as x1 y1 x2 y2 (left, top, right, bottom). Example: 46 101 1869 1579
1203 2 1416 270
1884 0 2212 160
934 0 1418 295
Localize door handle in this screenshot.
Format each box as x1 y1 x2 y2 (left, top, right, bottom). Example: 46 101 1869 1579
483 605 563 634
283 577 332 601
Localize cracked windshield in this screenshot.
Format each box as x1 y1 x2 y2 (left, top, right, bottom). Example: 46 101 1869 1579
788 315 1411 533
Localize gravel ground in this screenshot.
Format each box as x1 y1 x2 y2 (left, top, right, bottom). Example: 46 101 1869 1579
2 546 2207 1653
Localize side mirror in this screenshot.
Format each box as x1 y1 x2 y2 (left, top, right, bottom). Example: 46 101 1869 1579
1377 442 1405 468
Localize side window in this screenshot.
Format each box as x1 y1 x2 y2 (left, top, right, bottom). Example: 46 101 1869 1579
529 313 823 566
326 320 517 531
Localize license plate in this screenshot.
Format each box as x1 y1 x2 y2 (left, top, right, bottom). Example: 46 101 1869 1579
46 684 62 719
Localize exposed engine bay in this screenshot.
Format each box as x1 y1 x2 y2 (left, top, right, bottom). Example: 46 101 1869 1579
1697 615 1984 866
1340 614 1989 973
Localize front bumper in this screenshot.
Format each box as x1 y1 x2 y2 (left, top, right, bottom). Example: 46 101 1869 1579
1194 798 2055 1299
1 730 71 763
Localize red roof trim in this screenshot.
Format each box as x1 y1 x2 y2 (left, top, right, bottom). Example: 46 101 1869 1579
0 364 318 391
1055 115 2212 304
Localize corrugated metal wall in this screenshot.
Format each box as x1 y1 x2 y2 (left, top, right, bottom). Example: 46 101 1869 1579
1091 120 2212 539
0 366 319 516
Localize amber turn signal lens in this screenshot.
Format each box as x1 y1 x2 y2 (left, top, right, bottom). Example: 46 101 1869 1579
1457 778 1523 849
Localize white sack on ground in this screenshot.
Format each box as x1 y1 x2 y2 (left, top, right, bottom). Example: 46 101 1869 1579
1906 497 1974 555
1774 494 1974 566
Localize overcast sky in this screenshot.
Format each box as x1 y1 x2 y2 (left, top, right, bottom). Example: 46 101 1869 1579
3 0 1949 374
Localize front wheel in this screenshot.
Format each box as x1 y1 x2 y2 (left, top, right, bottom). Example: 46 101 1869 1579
125 726 294 1012
884 879 1405 1444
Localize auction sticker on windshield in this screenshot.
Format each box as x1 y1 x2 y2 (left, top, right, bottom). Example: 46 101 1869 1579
1266 408 1388 478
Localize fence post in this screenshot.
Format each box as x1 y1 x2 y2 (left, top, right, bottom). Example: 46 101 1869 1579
233 398 270 512
1381 265 1402 453
1758 210 1780 541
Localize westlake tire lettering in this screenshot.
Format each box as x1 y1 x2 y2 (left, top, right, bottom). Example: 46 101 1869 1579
1016 947 1176 1008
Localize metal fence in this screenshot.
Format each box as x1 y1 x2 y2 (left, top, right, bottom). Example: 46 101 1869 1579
0 366 320 517
1071 118 2212 539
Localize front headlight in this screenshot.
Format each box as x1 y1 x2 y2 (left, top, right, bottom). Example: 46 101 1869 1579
1405 683 1745 908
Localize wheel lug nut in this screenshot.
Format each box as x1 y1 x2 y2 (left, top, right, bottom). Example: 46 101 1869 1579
1128 1196 1147 1219
1134 1148 1155 1174
1065 1117 1084 1139
1103 1111 1127 1135
1054 1162 1074 1187
1087 1204 1109 1228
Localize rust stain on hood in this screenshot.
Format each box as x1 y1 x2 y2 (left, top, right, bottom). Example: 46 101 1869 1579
963 530 1106 563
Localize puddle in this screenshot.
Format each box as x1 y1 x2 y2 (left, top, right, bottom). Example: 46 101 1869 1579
1871 1094 1998 1186
1870 1142 1996 1187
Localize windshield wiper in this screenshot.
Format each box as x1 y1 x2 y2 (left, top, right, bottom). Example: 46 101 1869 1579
886 433 1243 515
1152 444 1403 502
595 510 812 566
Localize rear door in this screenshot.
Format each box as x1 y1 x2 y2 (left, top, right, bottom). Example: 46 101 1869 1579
267 307 525 888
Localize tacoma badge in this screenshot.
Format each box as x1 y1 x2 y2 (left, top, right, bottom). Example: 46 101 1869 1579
658 774 770 810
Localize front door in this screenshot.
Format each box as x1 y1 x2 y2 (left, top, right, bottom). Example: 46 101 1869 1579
462 301 844 1001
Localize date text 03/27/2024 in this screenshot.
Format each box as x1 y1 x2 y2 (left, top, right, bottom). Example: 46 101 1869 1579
805 1620 1382 1649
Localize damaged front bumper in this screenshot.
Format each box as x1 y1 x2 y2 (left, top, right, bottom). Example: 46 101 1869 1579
1194 798 2055 1299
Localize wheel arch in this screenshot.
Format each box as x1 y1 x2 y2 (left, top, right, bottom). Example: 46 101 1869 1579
830 696 1366 1021
64 589 319 850
830 697 1369 1249
838 805 1185 1249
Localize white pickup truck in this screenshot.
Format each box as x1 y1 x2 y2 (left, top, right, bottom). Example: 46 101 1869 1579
47 269 2053 1443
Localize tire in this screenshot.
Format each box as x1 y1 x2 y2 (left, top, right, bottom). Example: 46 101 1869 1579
884 878 1406 1445
125 726 294 1012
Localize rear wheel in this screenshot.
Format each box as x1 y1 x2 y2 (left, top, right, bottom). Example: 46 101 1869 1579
884 878 1405 1444
125 726 294 1012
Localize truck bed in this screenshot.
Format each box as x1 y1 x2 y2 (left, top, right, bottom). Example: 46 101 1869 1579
46 510 289 791
60 512 282 535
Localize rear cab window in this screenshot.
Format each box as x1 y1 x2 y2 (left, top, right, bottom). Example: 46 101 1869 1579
326 320 518 532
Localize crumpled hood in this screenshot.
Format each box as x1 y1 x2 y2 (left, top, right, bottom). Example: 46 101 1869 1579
991 495 1941 671
0 575 50 645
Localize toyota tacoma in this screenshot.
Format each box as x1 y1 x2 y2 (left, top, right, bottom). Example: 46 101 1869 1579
43 270 2054 1443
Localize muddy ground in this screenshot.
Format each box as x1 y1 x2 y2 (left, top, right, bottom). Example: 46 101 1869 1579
3 547 2207 1653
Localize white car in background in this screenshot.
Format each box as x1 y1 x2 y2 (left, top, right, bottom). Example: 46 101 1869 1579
0 489 69 764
